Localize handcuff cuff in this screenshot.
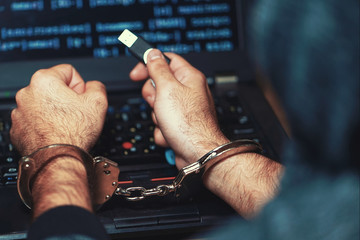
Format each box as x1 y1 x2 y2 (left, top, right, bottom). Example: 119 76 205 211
17 139 263 209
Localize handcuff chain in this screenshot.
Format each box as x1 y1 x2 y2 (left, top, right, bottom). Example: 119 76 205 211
115 184 176 201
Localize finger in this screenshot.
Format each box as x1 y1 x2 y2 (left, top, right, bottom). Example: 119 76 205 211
9 109 25 154
169 54 207 88
14 87 26 108
175 156 187 170
151 111 158 126
147 50 206 89
84 80 106 95
83 81 108 110
163 52 194 72
146 49 178 87
173 65 206 88
161 52 202 83
142 79 156 107
129 62 148 81
49 64 86 94
10 108 20 129
153 127 169 147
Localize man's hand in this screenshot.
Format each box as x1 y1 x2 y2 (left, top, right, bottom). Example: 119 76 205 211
10 64 108 219
130 50 283 218
10 64 108 156
130 49 228 169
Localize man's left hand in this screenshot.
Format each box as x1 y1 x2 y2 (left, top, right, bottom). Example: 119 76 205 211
10 64 108 156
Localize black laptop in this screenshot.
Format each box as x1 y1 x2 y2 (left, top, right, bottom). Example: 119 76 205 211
0 0 286 239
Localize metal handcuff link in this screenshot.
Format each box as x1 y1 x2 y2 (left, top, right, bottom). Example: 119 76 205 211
17 140 262 209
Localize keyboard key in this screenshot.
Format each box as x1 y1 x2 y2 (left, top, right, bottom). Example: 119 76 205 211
165 149 176 166
107 106 115 114
122 142 133 150
6 157 14 164
233 128 255 135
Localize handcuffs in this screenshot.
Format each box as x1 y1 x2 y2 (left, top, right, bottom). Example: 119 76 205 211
17 140 263 209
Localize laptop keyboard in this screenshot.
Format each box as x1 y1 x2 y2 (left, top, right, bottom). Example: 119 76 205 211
91 97 168 172
0 89 264 187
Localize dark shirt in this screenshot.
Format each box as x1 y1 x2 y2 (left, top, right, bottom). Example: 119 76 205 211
28 206 108 240
28 0 360 239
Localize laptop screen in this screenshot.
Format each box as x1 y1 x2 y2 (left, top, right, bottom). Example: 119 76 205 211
0 0 249 98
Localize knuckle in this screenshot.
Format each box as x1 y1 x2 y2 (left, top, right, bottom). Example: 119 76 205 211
150 60 168 74
190 68 206 82
55 64 74 76
57 63 73 69
14 88 26 104
31 69 46 80
30 69 48 86
9 124 17 139
9 113 19 146
92 91 108 109
10 108 16 119
96 80 106 92
198 71 206 81
10 109 18 125
9 128 15 146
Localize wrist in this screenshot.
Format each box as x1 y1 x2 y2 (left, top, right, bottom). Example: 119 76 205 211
17 144 120 219
31 156 92 219
202 152 258 187
202 151 283 217
17 144 95 209
194 133 229 162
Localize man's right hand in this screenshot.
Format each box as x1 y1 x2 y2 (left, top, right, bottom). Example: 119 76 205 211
130 49 229 169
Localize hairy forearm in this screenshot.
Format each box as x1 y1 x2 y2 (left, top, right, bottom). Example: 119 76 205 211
31 157 92 220
203 152 284 218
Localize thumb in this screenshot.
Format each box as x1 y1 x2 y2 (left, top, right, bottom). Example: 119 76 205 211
146 49 177 87
83 81 108 108
49 64 86 94
84 80 106 93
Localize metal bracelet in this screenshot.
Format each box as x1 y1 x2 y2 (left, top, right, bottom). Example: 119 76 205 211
114 139 263 201
17 144 119 209
17 140 262 207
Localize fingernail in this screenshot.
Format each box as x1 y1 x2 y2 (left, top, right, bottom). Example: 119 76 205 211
148 49 163 62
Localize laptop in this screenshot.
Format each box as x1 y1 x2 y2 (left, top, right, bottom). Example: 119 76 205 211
0 0 287 239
